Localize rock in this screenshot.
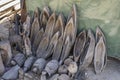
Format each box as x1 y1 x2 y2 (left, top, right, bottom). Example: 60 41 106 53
49 74 59 80
58 74 71 80
32 58 46 74
41 71 47 80
2 65 20 80
24 71 40 80
67 62 78 78
45 60 59 76
18 68 24 80
58 65 68 74
11 53 26 67
23 56 36 72
64 57 73 66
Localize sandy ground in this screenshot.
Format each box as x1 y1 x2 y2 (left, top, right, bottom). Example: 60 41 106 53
85 58 120 80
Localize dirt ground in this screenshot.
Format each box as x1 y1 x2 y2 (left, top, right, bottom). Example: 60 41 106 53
84 57 120 80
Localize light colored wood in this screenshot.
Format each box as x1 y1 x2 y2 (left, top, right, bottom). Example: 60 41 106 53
0 0 20 12
0 0 14 7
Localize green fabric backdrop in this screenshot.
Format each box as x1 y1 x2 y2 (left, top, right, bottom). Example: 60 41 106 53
26 0 120 59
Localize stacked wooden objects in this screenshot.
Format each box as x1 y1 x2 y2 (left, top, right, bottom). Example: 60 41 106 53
0 4 107 80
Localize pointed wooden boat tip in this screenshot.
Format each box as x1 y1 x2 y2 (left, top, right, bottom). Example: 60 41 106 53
88 29 92 33
58 14 63 21
42 6 50 17
72 4 77 10
55 31 60 37
67 4 77 22
40 28 44 32
51 12 56 17
78 30 86 37
99 36 104 43
34 7 40 17
96 26 104 35
58 13 64 19
96 26 106 43
56 13 65 27
40 6 50 18
88 29 94 37
96 26 100 31
47 12 56 23
67 17 74 25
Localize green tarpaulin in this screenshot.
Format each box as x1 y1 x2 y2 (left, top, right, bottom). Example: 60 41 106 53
26 0 120 59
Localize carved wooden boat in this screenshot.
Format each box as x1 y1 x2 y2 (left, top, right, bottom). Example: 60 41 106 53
63 17 76 45
53 13 64 37
24 36 32 56
94 37 106 74
52 14 65 60
40 6 51 31
33 28 44 52
73 30 86 62
94 26 107 74
44 12 56 39
23 15 31 36
52 37 64 61
44 31 59 59
36 35 49 58
30 8 40 44
60 36 71 65
68 4 77 36
96 26 107 65
60 17 76 64
79 29 95 69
